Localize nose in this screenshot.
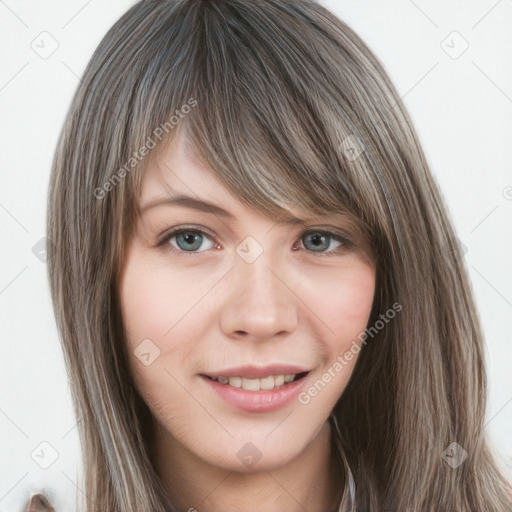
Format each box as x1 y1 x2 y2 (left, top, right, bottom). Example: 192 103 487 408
218 247 298 341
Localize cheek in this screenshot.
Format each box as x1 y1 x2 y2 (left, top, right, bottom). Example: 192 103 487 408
308 260 376 348
119 248 215 413
120 251 205 347
120 251 181 394
296 264 375 407
120 266 194 427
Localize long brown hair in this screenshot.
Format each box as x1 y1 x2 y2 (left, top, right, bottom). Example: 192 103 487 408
46 1 512 510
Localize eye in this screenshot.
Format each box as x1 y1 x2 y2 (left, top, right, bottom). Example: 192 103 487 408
299 230 352 255
156 226 352 256
156 227 217 254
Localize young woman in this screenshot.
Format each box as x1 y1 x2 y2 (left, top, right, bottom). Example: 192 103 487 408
43 0 512 511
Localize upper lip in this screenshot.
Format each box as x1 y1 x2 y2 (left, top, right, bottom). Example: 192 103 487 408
203 364 311 379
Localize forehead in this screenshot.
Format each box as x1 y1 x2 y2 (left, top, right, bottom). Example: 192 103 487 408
139 132 331 225
140 132 224 201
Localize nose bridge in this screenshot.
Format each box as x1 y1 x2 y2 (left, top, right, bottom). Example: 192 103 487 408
239 250 281 306
219 238 298 338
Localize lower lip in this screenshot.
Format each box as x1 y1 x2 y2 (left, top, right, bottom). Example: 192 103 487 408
201 374 310 413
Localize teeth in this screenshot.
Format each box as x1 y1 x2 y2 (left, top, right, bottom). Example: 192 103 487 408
259 375 274 390
214 373 299 390
274 375 285 387
228 376 241 388
241 377 260 391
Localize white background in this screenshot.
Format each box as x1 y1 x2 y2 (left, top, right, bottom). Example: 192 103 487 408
0 1 511 510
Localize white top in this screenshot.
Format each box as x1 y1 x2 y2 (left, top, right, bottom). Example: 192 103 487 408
329 413 357 512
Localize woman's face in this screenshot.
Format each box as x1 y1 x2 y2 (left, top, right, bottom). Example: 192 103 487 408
119 133 376 472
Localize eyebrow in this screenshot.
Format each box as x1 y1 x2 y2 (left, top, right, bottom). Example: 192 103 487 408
140 194 309 225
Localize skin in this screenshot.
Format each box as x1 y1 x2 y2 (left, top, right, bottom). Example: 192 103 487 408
119 132 376 512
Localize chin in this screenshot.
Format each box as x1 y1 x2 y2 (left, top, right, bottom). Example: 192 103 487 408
199 428 316 474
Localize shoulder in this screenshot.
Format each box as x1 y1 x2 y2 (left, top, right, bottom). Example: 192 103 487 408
25 494 55 512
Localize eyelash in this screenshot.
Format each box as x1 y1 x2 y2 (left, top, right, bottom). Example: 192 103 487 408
155 225 353 257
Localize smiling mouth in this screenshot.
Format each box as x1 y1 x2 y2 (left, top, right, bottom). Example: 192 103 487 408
202 372 309 391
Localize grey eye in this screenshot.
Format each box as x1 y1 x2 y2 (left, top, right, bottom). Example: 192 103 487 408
302 231 343 253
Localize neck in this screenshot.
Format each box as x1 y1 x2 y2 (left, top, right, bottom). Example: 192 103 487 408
153 417 345 512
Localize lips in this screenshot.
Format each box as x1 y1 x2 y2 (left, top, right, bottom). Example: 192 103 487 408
200 364 310 392
201 367 311 413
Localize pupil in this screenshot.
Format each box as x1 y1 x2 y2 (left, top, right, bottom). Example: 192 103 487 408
308 233 327 251
179 232 201 250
